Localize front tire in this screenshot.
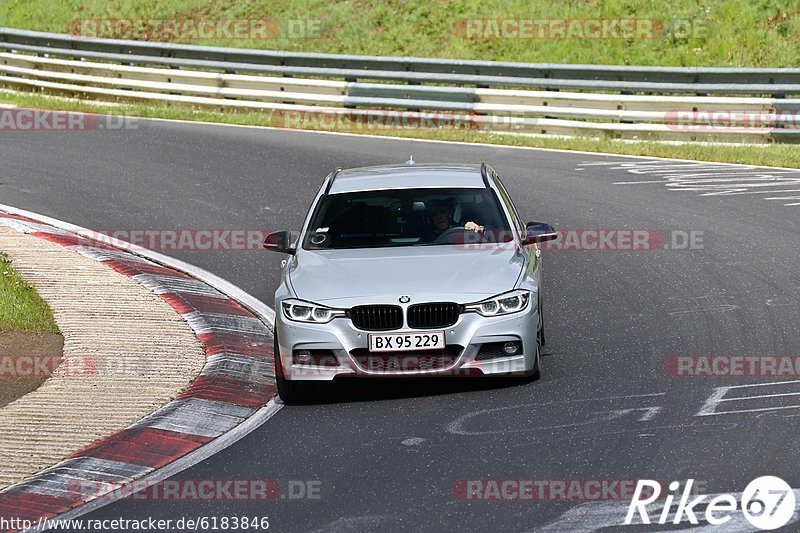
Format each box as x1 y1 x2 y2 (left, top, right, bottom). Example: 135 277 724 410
274 326 306 404
528 336 542 381
524 305 543 381
538 295 546 347
277 375 303 404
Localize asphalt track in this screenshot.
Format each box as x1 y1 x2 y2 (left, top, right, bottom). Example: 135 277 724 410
2 118 800 532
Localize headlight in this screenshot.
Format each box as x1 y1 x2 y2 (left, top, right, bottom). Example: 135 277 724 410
466 290 531 317
281 299 345 323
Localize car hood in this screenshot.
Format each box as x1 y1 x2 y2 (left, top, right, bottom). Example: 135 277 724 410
287 245 526 307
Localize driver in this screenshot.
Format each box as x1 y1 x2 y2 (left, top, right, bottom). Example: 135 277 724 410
426 198 485 240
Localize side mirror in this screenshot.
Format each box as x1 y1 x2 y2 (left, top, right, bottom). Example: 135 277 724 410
521 221 558 245
264 230 298 255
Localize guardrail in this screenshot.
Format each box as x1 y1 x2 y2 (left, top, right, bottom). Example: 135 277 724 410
1 27 799 143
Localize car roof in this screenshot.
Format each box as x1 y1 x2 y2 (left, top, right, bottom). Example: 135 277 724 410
327 163 488 194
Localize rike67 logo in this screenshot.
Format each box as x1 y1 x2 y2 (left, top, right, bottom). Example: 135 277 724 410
625 477 796 530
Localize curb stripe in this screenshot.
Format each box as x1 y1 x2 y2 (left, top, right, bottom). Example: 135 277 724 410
103 259 193 279
130 398 254 439
183 311 272 338
132 273 226 298
41 457 154 485
72 427 212 469
180 375 276 408
0 493 74 522
202 353 275 385
31 232 114 249
0 221 70 236
160 292 253 316
73 247 160 265
198 332 273 358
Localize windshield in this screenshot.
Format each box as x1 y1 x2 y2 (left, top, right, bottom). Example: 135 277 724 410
302 188 513 250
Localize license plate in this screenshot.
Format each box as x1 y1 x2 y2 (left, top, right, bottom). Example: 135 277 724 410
368 331 445 352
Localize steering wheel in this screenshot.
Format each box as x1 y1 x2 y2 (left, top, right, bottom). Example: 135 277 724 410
433 226 476 244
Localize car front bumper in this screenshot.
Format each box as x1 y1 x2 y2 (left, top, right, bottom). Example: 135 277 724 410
275 302 539 380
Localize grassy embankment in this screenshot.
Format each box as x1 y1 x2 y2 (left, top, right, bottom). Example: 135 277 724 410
0 251 61 406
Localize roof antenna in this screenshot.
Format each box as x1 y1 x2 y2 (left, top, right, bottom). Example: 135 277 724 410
406 155 415 165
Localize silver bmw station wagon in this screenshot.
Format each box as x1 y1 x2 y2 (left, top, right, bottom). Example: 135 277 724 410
264 161 557 403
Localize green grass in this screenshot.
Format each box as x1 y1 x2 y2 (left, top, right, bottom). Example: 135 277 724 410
1 0 800 67
0 252 60 333
2 89 800 169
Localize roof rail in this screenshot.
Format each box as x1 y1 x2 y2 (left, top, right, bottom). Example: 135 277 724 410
323 167 343 194
479 162 491 188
